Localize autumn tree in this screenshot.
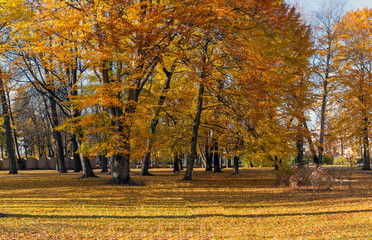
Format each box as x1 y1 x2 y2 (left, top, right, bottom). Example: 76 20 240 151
312 0 347 166
333 8 372 170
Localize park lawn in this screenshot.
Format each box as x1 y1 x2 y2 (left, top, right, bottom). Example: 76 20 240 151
0 168 371 239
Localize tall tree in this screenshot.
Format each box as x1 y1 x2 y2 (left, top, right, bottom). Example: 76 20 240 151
0 71 17 174
334 8 372 170
312 0 346 166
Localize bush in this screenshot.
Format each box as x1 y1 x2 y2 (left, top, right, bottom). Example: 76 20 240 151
333 156 357 166
322 155 333 165
275 164 297 186
276 165 326 188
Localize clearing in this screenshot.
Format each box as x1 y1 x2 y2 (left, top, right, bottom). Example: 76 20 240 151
0 168 371 239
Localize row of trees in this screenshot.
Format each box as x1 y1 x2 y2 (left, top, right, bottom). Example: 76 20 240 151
0 0 370 183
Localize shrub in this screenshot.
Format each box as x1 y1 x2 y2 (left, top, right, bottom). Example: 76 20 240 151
322 155 333 165
333 156 357 166
276 165 326 188
275 164 297 186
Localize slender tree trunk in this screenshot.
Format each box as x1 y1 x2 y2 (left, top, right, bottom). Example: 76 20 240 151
205 145 212 171
76 138 96 178
142 66 174 176
68 65 82 173
297 125 304 168
362 115 371 170
318 81 328 166
179 155 183 170
49 97 67 173
0 76 17 174
7 94 24 170
173 153 180 172
233 156 239 175
213 141 221 173
184 83 204 180
226 157 231 168
72 134 82 172
303 121 319 165
318 43 332 167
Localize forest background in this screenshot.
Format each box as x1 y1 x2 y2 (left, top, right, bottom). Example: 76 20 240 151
0 0 371 184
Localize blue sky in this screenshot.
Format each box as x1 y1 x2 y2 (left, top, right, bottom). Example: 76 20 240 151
287 0 371 11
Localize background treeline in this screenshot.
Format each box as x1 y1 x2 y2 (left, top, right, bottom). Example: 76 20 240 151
0 0 370 183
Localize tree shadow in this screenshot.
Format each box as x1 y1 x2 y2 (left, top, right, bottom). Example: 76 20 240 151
3 209 371 220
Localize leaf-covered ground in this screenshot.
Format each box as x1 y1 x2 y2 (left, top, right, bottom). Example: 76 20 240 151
0 168 371 239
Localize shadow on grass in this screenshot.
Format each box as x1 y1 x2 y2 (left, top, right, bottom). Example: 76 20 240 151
3 209 371 219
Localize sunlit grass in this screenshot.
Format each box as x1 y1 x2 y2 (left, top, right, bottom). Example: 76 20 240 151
0 167 371 239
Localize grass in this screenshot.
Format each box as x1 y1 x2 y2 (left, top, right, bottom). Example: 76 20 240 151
0 167 371 239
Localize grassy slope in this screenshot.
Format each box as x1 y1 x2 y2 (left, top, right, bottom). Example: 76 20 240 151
0 168 371 239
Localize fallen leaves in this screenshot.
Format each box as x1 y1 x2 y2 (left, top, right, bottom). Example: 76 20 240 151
0 168 371 239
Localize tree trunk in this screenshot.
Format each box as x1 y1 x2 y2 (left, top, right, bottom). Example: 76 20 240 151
184 83 204 180
173 153 180 172
318 80 327 166
141 66 174 176
274 155 281 170
213 141 221 173
233 156 239 175
72 134 82 172
101 155 108 173
205 145 212 171
297 125 304 168
226 157 231 168
108 85 140 184
76 139 96 178
109 153 131 184
362 115 371 170
179 155 183 170
303 121 319 165
49 97 67 173
7 93 24 170
0 76 17 174
141 151 153 176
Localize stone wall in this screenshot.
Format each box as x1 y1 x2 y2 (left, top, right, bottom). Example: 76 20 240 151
0 157 97 171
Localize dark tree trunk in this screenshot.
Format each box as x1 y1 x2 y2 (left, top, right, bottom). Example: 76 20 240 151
7 93 24 170
173 153 180 172
226 157 231 168
274 163 279 170
76 139 96 178
233 156 239 175
318 51 331 167
141 151 153 176
179 155 183 170
184 83 204 180
142 66 174 176
275 155 284 171
0 76 17 174
72 134 82 172
297 125 304 168
303 122 319 165
362 115 371 170
101 155 108 173
205 145 212 171
67 65 82 173
318 89 326 166
213 141 221 173
49 97 67 173
108 85 141 184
